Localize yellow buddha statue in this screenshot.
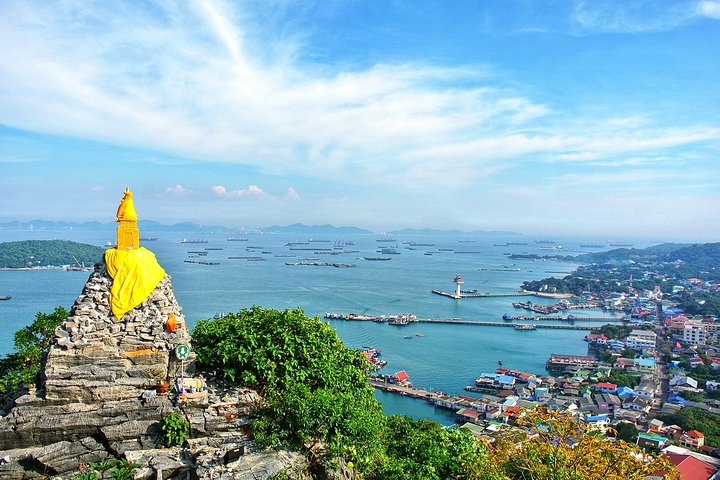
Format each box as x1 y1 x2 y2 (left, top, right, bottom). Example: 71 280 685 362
116 187 139 250
105 188 166 319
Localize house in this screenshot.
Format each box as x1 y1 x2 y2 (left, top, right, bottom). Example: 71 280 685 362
485 407 501 420
623 396 651 413
648 419 664 434
663 453 718 480
616 386 635 398
585 332 608 345
595 382 618 393
637 432 669 450
671 376 699 389
664 425 685 440
710 358 720 370
681 430 706 448
496 374 516 389
583 414 610 433
503 406 522 424
634 384 656 401
608 340 627 351
456 408 483 425
393 370 410 384
633 357 657 373
614 408 643 423
690 357 706 368
706 381 720 391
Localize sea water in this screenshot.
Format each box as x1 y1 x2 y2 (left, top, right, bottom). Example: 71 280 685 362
0 230 637 424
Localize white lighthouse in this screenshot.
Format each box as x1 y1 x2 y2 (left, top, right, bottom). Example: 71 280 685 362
453 274 464 298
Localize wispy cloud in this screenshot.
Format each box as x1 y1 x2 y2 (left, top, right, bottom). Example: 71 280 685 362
571 0 711 33
164 185 193 195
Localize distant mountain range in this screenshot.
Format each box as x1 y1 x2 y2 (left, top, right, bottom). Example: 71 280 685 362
387 228 522 236
263 223 373 234
0 220 232 232
0 220 522 236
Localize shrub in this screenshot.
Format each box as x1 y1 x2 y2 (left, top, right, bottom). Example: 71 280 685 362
160 412 189 447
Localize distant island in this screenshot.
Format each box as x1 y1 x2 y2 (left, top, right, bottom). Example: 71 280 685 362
0 240 104 269
262 223 373 235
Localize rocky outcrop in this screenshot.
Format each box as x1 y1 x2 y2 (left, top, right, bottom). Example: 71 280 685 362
0 264 306 479
44 266 189 404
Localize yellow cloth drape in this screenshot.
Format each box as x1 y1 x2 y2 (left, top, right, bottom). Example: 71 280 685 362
104 247 166 319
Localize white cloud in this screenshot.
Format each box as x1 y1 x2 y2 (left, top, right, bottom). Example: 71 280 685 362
164 184 192 195
212 184 266 198
699 0 720 19
285 187 300 200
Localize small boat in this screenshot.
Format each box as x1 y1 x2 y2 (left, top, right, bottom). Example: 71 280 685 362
403 335 414 340
415 333 426 337
498 359 503 366
0 295 11 301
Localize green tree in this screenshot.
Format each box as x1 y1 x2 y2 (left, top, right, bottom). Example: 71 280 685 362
0 306 68 400
376 416 504 480
191 307 386 467
614 421 639 442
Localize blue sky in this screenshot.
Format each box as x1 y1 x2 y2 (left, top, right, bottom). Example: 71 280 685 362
1 1 719 239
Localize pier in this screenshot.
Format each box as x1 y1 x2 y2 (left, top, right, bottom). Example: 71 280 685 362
432 290 573 299
502 315 626 323
325 313 601 330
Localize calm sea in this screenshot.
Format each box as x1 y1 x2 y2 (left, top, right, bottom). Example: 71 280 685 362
0 230 644 424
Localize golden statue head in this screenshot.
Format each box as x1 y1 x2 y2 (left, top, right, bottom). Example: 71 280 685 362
116 187 138 222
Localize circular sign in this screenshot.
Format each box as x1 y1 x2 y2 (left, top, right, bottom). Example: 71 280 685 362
175 344 190 360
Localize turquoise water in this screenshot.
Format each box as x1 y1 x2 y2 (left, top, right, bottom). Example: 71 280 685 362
0 230 637 424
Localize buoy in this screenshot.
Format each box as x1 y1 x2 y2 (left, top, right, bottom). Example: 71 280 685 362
165 314 177 333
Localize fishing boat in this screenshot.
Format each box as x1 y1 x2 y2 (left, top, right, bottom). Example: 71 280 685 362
0 295 11 301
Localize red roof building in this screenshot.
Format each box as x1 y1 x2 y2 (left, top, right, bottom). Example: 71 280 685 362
664 453 717 480
393 370 410 383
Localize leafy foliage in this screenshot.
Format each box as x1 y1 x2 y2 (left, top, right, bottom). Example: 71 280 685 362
0 240 104 268
607 371 641 388
494 408 678 480
82 460 141 480
160 412 190 447
0 306 68 400
376 416 503 480
191 307 386 462
658 407 720 447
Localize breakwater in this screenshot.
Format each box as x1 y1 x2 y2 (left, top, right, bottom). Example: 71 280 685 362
432 290 573 299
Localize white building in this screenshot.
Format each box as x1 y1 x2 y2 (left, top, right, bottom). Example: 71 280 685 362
683 323 708 345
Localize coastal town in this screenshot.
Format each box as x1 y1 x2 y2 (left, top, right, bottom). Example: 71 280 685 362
362 243 720 478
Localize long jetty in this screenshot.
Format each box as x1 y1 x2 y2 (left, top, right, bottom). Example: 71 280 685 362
324 313 620 330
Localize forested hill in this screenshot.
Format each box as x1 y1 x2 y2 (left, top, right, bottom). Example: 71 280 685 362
0 240 105 268
573 242 720 280
573 243 690 263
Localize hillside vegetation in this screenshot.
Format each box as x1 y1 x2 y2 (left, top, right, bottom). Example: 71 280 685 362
191 307 677 479
0 240 104 268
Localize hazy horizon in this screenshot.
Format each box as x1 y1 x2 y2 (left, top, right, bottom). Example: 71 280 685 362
2 1 719 239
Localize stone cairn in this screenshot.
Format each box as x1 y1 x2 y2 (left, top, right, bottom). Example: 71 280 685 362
0 263 307 479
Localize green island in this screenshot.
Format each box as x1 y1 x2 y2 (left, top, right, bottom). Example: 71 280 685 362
0 240 104 269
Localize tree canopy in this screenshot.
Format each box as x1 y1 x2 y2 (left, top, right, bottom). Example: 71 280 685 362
0 240 104 268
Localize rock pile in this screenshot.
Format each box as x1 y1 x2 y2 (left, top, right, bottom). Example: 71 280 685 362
0 264 306 479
